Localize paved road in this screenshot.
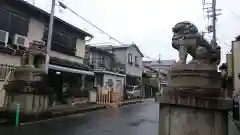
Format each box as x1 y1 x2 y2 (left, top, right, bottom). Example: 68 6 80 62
228 114 240 135
0 101 159 135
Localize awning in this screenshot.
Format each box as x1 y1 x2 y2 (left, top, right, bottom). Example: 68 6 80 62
49 64 94 76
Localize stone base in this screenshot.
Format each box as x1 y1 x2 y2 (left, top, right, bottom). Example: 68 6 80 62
5 94 49 114
168 64 221 89
159 103 229 135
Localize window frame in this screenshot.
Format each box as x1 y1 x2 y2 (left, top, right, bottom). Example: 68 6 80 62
128 53 133 64
135 56 139 67
0 8 29 37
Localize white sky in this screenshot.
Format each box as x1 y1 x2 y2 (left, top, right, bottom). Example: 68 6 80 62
27 0 240 62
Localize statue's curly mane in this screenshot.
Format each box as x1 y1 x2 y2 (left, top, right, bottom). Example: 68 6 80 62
172 21 198 35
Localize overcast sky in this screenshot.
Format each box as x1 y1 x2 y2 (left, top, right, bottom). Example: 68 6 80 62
27 0 240 62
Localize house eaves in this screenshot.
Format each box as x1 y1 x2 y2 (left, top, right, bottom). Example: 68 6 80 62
98 44 144 57
7 0 93 38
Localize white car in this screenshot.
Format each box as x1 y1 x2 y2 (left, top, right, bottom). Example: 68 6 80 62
126 85 141 99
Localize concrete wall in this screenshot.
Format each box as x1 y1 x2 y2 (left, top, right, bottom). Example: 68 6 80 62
159 104 228 135
232 41 240 90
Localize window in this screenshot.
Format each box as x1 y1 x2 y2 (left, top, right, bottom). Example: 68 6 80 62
0 8 29 37
128 53 132 64
106 79 114 87
135 56 139 67
43 26 77 55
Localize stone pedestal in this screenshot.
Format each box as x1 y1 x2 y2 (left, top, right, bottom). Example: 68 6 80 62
159 21 231 135
159 103 230 135
4 41 49 114
158 64 232 135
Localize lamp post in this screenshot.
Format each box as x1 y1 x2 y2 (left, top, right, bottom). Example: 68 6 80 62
45 0 56 74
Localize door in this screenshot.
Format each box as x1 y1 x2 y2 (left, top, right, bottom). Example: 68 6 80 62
48 70 63 102
116 80 123 97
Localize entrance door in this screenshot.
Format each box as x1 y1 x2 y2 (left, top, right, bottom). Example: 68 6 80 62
48 70 63 102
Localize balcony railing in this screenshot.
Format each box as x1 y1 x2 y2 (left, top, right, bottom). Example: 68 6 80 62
51 41 76 56
84 58 125 73
0 64 18 81
42 39 76 56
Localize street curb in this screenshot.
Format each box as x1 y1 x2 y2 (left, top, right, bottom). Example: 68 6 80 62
0 100 149 126
228 112 240 131
0 105 107 126
118 100 144 107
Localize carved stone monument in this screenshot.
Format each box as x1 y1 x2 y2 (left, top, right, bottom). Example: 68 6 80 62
4 41 53 114
158 21 232 135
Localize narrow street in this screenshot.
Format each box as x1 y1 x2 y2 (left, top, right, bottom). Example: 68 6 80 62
0 101 159 135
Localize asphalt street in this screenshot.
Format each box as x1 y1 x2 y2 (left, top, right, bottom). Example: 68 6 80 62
0 101 159 135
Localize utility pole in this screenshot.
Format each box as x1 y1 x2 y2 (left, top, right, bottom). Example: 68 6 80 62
202 0 221 47
45 0 56 74
212 0 217 47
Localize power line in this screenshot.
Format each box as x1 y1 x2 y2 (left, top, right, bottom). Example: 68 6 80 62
225 7 240 20
57 1 124 45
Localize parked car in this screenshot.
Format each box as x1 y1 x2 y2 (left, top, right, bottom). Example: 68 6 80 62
126 85 141 99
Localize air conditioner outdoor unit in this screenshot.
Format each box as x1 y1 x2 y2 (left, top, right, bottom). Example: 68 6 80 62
0 29 9 46
12 34 29 48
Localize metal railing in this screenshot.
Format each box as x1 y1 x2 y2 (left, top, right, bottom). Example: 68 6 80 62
0 64 17 82
84 58 125 73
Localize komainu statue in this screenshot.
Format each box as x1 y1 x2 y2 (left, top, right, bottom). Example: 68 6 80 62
172 21 221 67
165 21 223 95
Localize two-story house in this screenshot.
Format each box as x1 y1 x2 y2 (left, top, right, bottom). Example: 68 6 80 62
84 45 125 99
0 0 94 108
97 44 144 97
142 60 176 90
